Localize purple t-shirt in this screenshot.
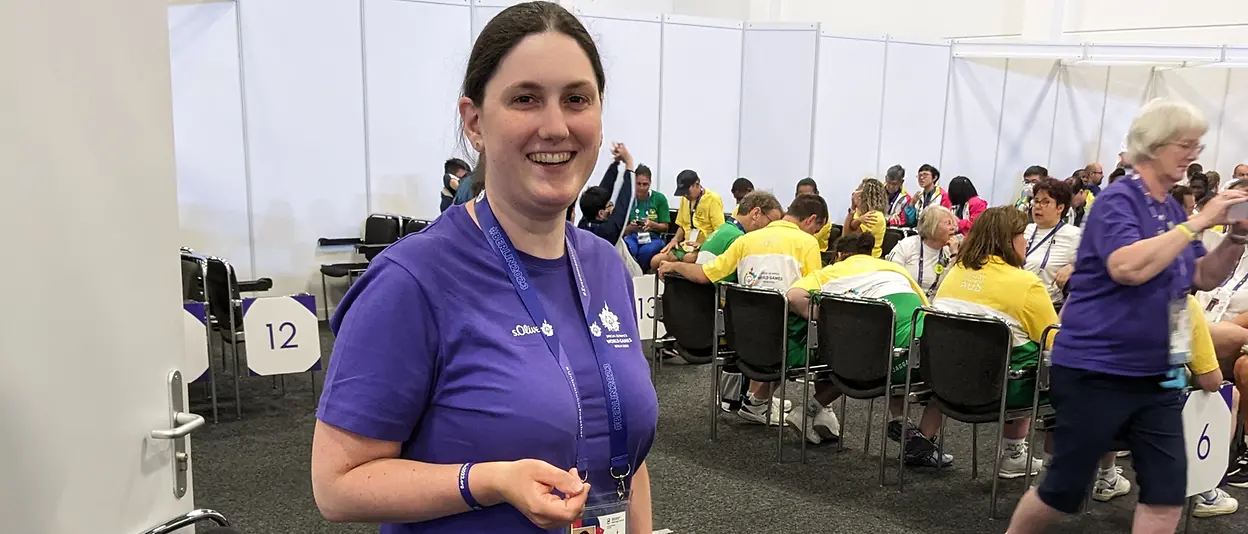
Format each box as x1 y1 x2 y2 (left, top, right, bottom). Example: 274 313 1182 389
317 204 659 533
1053 178 1206 376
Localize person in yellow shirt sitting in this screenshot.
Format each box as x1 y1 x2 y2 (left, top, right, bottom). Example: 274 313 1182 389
659 194 828 429
729 177 754 220
796 178 834 251
651 169 725 271
845 179 888 258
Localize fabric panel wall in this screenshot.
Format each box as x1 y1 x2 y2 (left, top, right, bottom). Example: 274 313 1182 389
168 3 252 278
1097 66 1156 170
1154 68 1232 171
363 0 473 220
737 23 818 208
1050 66 1110 175
941 59 1006 202
994 59 1059 205
658 16 744 204
1215 70 1248 181
239 0 368 309
811 35 887 218
471 0 523 40
580 12 663 197
878 40 950 197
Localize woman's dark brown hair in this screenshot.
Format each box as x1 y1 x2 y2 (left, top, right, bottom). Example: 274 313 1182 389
957 207 1028 270
1032 177 1072 217
459 1 606 186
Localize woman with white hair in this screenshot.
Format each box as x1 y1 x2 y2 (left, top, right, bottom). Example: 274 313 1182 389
886 205 959 298
1007 98 1248 532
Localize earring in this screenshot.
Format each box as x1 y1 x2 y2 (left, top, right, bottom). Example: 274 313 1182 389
474 142 483 151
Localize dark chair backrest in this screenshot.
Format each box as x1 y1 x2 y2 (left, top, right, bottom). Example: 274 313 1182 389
205 257 243 331
180 254 206 302
828 223 843 247
363 214 402 245
404 218 430 235
723 283 788 370
917 307 1013 410
815 293 896 387
660 273 717 351
881 227 905 257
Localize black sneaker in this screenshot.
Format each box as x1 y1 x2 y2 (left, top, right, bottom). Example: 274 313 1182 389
903 434 953 467
1228 450 1248 488
888 418 917 442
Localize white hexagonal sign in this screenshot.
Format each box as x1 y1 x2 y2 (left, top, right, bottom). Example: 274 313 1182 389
242 295 322 376
1184 383 1234 497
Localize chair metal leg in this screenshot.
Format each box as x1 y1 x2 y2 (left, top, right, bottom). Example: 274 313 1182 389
990 421 1007 519
838 395 847 453
971 423 979 480
709 359 719 442
801 372 811 463
231 340 242 419
320 272 329 321
280 375 286 396
864 398 875 457
879 395 889 487
208 341 219 425
938 420 946 471
778 378 788 463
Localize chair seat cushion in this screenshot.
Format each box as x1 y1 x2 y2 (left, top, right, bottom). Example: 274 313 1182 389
321 263 369 277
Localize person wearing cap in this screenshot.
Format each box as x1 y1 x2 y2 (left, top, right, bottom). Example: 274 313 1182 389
883 165 916 227
649 170 725 271
729 177 755 220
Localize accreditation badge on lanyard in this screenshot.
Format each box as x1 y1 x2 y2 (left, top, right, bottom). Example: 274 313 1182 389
473 193 633 531
1130 177 1192 387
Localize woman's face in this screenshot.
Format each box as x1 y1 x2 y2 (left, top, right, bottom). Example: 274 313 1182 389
1031 190 1063 227
932 213 956 243
460 32 602 215
1012 231 1028 260
918 170 935 190
1155 132 1203 183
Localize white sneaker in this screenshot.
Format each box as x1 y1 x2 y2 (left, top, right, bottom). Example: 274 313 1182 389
811 405 840 442
785 405 823 445
736 396 783 426
772 396 793 414
1115 450 1131 458
998 443 1044 479
1193 488 1239 518
1092 466 1131 502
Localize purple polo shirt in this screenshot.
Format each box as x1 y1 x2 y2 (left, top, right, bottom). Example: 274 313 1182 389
317 204 659 533
1053 178 1206 376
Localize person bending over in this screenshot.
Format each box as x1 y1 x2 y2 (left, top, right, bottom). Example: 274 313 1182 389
786 233 953 466
932 207 1056 480
692 191 784 275
577 142 634 245
621 163 670 270
650 170 725 271
844 178 888 257
658 194 828 430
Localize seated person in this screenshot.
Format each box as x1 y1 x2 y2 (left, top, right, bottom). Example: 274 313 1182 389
796 178 834 251
576 142 633 244
931 207 1056 480
1065 176 1094 227
439 158 470 213
651 170 725 270
910 164 954 213
887 205 959 298
948 175 987 234
622 163 671 269
786 233 953 466
843 178 887 258
691 191 785 274
1024 178 1082 311
729 177 755 220
883 164 916 227
659 194 828 429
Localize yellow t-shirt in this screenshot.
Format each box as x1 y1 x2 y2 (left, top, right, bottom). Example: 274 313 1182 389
731 204 742 221
814 221 832 252
675 190 726 246
792 254 930 308
1187 295 1219 376
855 210 886 258
933 256 1059 356
702 220 822 290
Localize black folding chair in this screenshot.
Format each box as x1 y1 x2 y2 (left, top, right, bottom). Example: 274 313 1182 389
881 227 906 257
909 306 1045 518
318 214 402 319
180 249 220 423
810 292 926 483
715 283 806 461
651 273 719 370
205 256 247 419
820 224 844 265
403 218 431 235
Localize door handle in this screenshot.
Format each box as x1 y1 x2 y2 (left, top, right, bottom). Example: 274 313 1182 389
151 411 205 439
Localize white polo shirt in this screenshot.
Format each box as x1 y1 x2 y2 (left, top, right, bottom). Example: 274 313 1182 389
1023 222 1082 304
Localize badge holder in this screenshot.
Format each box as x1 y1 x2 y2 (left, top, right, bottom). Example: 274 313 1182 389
1204 288 1233 323
637 231 652 245
1161 299 1192 390
571 473 630 534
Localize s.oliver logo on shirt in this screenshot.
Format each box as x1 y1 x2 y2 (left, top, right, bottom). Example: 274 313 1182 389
512 321 554 337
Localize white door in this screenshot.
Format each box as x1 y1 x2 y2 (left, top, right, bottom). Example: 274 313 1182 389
2 0 200 533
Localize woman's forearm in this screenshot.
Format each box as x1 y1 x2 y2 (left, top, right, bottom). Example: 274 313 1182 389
786 288 812 318
628 463 652 534
1105 226 1199 286
1194 239 1246 291
314 458 507 524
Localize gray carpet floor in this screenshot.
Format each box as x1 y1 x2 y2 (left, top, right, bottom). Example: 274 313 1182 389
189 324 1248 533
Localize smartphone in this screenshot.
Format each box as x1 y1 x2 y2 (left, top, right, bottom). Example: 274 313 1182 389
1228 202 1248 222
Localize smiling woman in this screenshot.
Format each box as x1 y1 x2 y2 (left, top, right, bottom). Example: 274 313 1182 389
309 3 659 534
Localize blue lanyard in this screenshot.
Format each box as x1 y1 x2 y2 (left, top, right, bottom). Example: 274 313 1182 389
732 219 745 232
636 197 651 220
1129 176 1188 299
888 191 905 215
1026 222 1064 270
475 193 632 494
1219 257 1248 290
916 242 946 289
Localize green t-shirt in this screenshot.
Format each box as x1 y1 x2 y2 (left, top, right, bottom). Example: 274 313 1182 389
696 222 746 282
630 192 671 224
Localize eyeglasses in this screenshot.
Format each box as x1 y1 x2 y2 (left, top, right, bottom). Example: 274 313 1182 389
1170 142 1206 154
918 172 934 178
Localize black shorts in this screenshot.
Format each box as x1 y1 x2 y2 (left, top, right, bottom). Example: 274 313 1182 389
1038 365 1187 514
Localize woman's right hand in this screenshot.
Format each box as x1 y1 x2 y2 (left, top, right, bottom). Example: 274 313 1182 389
496 459 590 530
1194 189 1248 230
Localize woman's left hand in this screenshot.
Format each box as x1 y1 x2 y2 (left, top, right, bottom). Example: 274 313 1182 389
1055 264 1075 288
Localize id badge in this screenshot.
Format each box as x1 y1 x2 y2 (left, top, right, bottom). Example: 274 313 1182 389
687 229 700 244
1168 299 1192 366
637 232 652 245
1204 288 1233 323
571 492 629 534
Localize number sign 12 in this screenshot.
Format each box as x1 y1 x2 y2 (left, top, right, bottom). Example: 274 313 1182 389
266 321 298 350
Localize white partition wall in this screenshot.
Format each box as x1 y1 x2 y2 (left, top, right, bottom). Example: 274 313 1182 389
1050 66 1110 174
168 3 252 278
580 11 663 193
658 16 744 202
239 0 368 301
878 40 951 192
941 58 1007 201
471 0 522 40
811 34 887 216
1154 68 1233 168
992 59 1059 205
363 0 474 220
1215 70 1248 178
737 22 819 205
1097 66 1156 169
